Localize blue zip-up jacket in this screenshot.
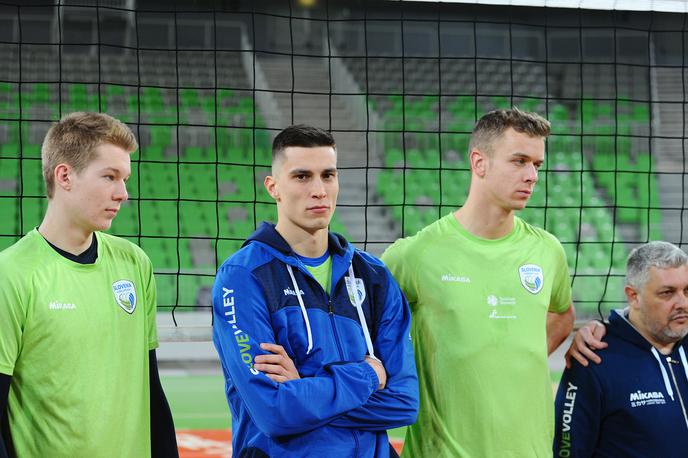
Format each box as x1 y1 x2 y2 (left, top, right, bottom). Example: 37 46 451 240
212 223 418 457
554 309 688 457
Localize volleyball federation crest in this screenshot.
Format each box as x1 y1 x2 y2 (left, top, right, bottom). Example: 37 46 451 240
345 276 366 307
112 279 137 314
519 264 544 294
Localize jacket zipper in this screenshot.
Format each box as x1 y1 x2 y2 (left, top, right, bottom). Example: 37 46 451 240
666 356 688 431
328 297 345 360
303 263 360 454
328 278 360 455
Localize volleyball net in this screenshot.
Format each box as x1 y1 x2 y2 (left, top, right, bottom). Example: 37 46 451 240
0 1 686 339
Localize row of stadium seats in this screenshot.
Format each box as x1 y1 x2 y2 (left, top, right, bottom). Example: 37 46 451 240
0 82 263 127
2 48 252 91
373 95 657 313
0 79 271 306
374 94 650 136
344 57 650 102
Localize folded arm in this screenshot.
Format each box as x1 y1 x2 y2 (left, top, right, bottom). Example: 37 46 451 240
212 264 380 438
328 268 419 431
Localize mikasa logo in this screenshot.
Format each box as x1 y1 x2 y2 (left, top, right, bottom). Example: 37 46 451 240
48 301 76 310
629 390 666 407
283 287 304 297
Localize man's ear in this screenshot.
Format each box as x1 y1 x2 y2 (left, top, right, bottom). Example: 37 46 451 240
624 285 639 309
54 163 73 191
470 148 488 178
264 175 279 202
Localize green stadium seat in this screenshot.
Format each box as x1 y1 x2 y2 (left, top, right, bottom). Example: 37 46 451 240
139 162 178 199
0 198 19 234
154 274 178 308
21 159 44 196
20 198 46 232
140 237 176 269
385 148 404 168
402 206 422 236
255 203 277 223
108 203 139 236
572 274 606 311
215 240 243 267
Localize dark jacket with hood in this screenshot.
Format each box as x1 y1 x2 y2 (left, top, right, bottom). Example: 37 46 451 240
554 308 688 457
212 223 418 458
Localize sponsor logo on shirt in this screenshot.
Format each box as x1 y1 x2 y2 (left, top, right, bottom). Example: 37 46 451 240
487 295 516 306
558 382 578 457
519 264 544 294
488 309 516 319
48 301 76 310
112 279 137 314
441 274 471 283
629 390 666 407
487 295 517 319
283 287 305 297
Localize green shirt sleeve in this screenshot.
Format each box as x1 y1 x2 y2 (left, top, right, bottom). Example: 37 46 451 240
0 265 26 376
142 254 159 350
381 238 418 307
548 239 573 314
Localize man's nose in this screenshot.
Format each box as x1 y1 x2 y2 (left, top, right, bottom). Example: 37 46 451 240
524 164 538 183
114 180 128 201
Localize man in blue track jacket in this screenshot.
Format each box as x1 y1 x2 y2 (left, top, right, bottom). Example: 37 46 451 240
554 241 688 458
212 125 419 457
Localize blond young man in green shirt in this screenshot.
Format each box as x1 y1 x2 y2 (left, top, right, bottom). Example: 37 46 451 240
383 108 575 457
0 112 177 457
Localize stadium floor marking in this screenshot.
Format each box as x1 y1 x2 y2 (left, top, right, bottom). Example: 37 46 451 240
177 430 404 457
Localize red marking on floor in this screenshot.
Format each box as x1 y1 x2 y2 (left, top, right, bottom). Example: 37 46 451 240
177 430 231 458
177 430 404 457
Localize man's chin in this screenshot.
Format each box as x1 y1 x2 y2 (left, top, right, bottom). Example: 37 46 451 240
95 220 113 232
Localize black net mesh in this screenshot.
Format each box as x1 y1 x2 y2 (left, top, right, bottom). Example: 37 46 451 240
0 1 686 333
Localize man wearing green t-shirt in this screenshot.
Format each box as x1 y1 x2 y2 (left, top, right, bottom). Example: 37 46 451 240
382 108 575 457
0 112 177 457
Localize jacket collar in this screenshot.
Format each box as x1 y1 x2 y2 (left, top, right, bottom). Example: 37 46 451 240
608 308 687 353
243 221 350 260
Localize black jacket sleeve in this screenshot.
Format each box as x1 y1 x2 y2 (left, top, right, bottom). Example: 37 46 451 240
0 374 10 458
149 350 179 458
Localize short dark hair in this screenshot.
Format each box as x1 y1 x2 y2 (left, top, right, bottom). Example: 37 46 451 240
469 107 550 156
626 241 688 290
272 124 336 165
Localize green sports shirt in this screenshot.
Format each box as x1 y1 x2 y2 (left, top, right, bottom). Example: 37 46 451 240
305 255 332 294
0 230 159 458
382 213 572 458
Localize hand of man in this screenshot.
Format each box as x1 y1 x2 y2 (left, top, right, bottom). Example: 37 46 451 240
365 356 387 390
564 320 608 368
255 343 300 383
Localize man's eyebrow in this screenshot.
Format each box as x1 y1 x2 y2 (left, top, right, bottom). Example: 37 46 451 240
511 152 543 162
99 166 124 174
288 167 338 175
99 166 131 178
289 168 313 175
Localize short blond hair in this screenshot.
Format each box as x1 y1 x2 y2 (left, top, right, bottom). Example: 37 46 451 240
41 112 138 198
469 107 550 156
